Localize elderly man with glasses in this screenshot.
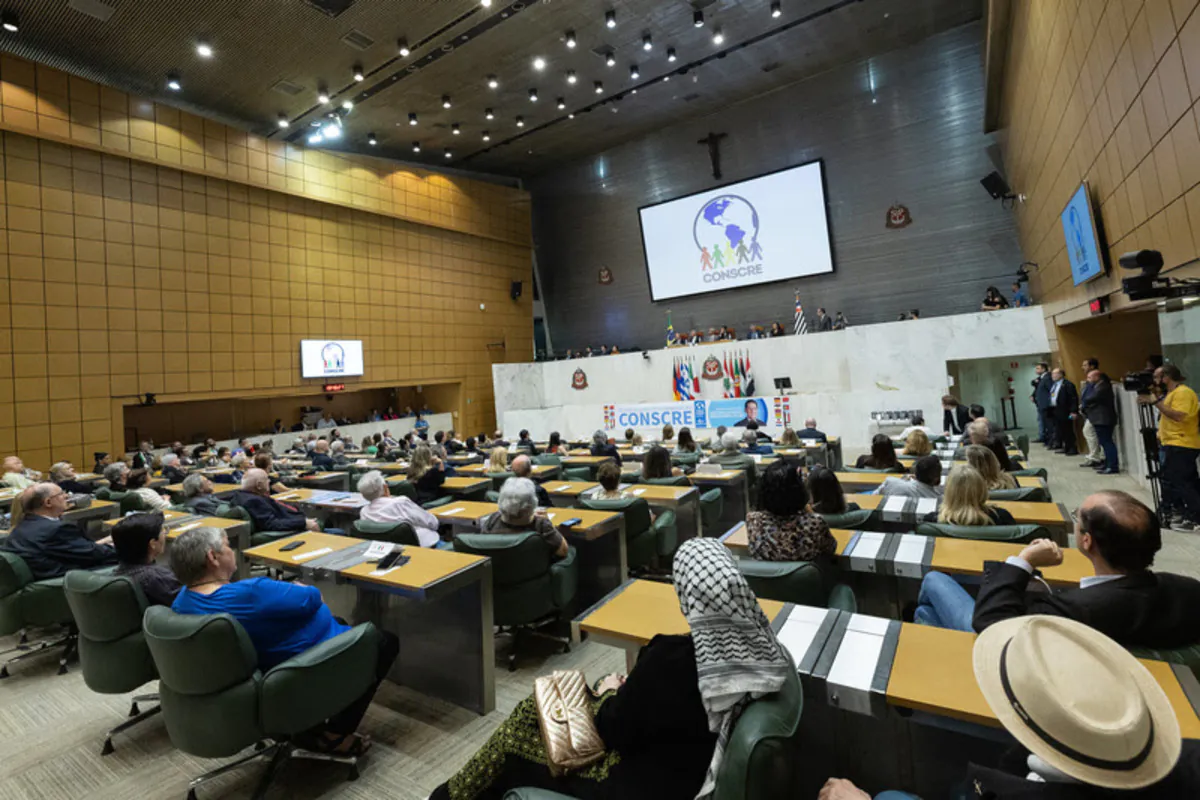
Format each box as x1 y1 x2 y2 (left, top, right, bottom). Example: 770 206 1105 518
0 483 116 579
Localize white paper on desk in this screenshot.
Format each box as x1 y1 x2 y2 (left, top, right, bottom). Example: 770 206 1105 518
364 541 394 560
368 566 401 577
554 484 573 491
173 522 203 534
356 459 368 466
629 488 645 495
292 547 333 562
438 506 465 515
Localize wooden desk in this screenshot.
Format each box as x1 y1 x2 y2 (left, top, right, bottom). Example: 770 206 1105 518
848 493 1071 532
689 470 748 533
562 456 613 467
623 484 701 540
65 499 120 535
163 482 239 496
362 462 409 474
292 471 350 492
431 501 504 525
835 472 1044 491
0 486 20 510
246 532 495 715
544 480 600 505
454 463 560 480
441 476 491 496
722 522 854 558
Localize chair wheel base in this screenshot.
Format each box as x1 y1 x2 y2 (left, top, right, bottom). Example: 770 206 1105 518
0 666 8 679
129 702 140 717
101 738 114 756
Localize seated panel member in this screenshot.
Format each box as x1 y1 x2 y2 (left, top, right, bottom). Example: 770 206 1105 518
169 527 399 755
0 483 116 579
231 468 321 534
111 511 182 606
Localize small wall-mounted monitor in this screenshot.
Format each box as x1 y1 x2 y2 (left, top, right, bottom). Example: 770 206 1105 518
1061 182 1107 286
300 340 364 379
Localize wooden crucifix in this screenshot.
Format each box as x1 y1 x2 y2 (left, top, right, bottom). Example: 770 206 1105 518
697 131 727 180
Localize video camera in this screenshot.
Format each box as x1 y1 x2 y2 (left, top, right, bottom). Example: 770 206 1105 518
1120 250 1200 302
1122 370 1156 395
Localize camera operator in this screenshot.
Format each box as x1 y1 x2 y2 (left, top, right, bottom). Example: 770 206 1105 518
1139 364 1200 532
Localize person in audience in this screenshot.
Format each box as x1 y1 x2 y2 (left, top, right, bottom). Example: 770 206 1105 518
641 445 683 480
876 455 942 499
103 461 130 491
777 428 801 447
215 446 232 465
895 312 909 322
233 469 324 533
511 455 551 507
1 483 116 579
357 471 444 548
169 526 398 756
132 441 155 470
673 428 699 454
3 456 37 490
985 436 1018 473
490 429 509 447
769 322 786 337
796 418 827 443
740 428 774 456
908 309 920 320
941 394 970 436
1050 366 1080 455
714 425 727 442
287 437 307 455
816 307 833 332
478 478 568 560
110 511 181 606
630 433 644 447
711 432 757 483
806 467 855 514
935 465 1015 526
1030 360 1055 446
915 490 1200 647
832 311 848 330
901 429 933 457
384 406 399 420
309 439 335 471
407 444 447 505
94 452 112 473
430 537 790 800
316 411 335 429
444 430 464 455
954 418 992 457
980 285 1009 310
516 429 539 454
49 462 93 495
487 446 510 475
252 453 290 494
233 437 254 457
160 453 187 484
746 461 836 563
590 430 622 464
623 428 636 444
125 469 170 511
211 453 248 486
855 434 904 472
1081 366 1119 474
965 444 1017 490
172 442 193 467
968 404 1001 439
329 440 350 466
593 462 628 500
545 432 564 455
180 474 223 515
428 431 449 461
1010 279 1031 308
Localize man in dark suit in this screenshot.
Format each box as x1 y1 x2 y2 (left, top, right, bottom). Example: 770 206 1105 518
1031 361 1054 445
0 484 117 579
1050 366 1079 455
795 418 827 443
516 429 540 455
815 307 833 332
941 395 970 436
739 429 774 455
1081 368 1119 473
230 469 318 534
588 430 622 465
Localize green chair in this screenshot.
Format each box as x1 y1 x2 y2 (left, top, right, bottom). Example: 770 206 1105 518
487 471 516 491
563 467 591 481
1010 467 1049 480
143 607 383 799
1128 643 1200 681
841 465 895 474
635 475 690 487
671 452 701 468
579 496 677 571
452 532 578 671
503 652 805 800
989 486 1050 503
215 503 293 547
1015 434 1030 458
388 480 418 501
63 571 161 754
485 490 500 503
0 551 78 678
737 558 857 611
351 519 420 547
699 488 723 536
533 454 562 466
915 521 1050 544
817 507 875 530
97 488 144 515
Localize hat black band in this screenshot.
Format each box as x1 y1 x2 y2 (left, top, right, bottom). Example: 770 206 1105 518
1000 641 1154 772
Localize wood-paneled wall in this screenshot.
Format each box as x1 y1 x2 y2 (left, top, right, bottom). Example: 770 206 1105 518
0 55 533 470
998 0 1200 318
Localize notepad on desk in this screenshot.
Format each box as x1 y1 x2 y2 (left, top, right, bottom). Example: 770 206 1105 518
292 547 333 562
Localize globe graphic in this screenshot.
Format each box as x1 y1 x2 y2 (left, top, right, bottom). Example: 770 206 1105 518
693 194 759 253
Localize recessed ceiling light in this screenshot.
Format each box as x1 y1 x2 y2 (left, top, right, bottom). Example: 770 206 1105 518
533 56 546 71
485 108 495 119
196 41 213 58
398 38 410 56
444 149 452 159
566 70 577 84
771 1 782 18
487 74 499 89
482 131 491 141
642 34 652 51
166 73 182 91
276 113 290 129
308 133 323 145
481 0 492 7
605 10 616 28
352 64 364 82
630 65 639 80
516 116 525 127
442 95 452 108
321 122 341 139
568 113 575 119
452 123 461 135
341 100 353 110
594 81 603 94
529 88 538 101
565 30 576 49
367 132 377 145
667 47 677 62
408 112 418 125
556 97 566 109
1 11 19 33
606 52 616 67
712 27 725 45
412 141 421 152
693 10 704 27
317 88 330 104
631 88 638 94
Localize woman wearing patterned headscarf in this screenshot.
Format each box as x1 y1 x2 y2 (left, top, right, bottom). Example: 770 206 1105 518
429 538 792 800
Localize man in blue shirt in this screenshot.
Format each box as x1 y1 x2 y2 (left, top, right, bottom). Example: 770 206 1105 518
1011 281 1031 308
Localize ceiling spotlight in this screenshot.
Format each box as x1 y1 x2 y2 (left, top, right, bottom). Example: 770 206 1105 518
482 131 491 141
594 81 603 94
667 47 677 62
605 10 616 28
196 41 213 58
642 34 653 51
528 88 539 102
352 64 364 82
566 70 577 84
341 99 353 110
276 113 290 128
630 65 639 80
317 88 330 104
487 74 499 89
568 113 575 119
605 52 616 67
712 27 725 45
663 75 670 82
408 112 418 125
533 56 546 71
412 141 421 152
442 95 452 108
481 0 492 6
565 30 577 49
398 38 410 57
444 149 452 159
308 133 323 145
452 123 461 135
516 116 525 127
771 1 782 18
631 88 638 94
556 97 566 109
320 122 341 139
693 10 704 27
485 108 495 119
166 73 182 91
367 132 377 145
1 11 19 33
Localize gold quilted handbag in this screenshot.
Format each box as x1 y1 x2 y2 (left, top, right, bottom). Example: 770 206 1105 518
533 669 606 775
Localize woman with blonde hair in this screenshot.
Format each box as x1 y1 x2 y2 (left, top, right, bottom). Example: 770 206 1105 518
779 427 800 447
937 465 1015 526
901 429 933 457
661 423 675 443
964 444 1017 491
407 443 446 504
487 446 508 472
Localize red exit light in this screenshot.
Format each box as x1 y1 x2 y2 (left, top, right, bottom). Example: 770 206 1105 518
323 383 346 392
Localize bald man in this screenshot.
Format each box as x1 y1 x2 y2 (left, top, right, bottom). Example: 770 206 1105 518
0 483 116 579
3 456 36 490
915 490 1200 647
230 468 319 534
795 418 827 443
511 455 550 507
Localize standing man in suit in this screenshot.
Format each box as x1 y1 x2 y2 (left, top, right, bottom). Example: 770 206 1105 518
1081 368 1119 474
1031 361 1053 445
0 484 117 579
1078 357 1105 467
815 308 833 332
941 395 970 436
1050 367 1079 455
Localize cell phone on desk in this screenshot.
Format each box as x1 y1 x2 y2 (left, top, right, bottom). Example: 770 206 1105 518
279 540 305 552
558 517 582 529
377 550 408 570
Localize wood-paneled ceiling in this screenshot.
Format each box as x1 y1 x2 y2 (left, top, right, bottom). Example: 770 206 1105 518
0 0 981 177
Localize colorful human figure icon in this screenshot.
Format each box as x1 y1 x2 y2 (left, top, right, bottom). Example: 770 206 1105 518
713 244 726 268
749 239 764 260
735 240 749 263
700 246 713 270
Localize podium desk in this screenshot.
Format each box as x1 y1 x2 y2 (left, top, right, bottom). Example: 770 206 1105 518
246 532 494 715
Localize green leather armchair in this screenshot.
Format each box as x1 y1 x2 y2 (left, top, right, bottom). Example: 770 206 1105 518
562 467 591 481
817 507 874 531
841 465 901 474
63 571 161 754
142 606 382 799
699 488 723 536
915 521 1049 544
388 480 418 501
737 558 857 611
635 475 690 487
215 503 294 548
0 551 77 679
989 486 1051 502
452 532 578 671
671 452 702 469
1010 467 1049 480
503 653 805 800
352 519 421 546
533 454 562 466
1128 643 1200 682
96 488 147 515
579 496 677 571
487 471 516 491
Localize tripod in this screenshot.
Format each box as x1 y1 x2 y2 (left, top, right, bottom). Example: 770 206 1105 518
1134 400 1163 519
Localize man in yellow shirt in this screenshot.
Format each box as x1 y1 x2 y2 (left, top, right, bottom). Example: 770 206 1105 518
1140 364 1200 531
